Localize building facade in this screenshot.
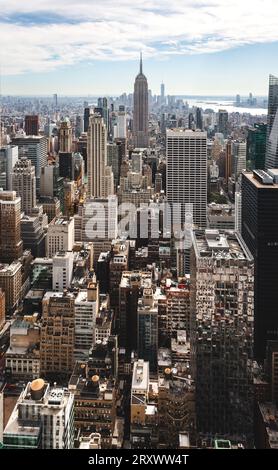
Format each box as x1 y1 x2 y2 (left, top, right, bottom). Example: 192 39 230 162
133 55 149 148
191 229 254 443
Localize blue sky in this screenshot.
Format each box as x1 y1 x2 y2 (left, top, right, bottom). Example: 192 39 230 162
1 0 278 95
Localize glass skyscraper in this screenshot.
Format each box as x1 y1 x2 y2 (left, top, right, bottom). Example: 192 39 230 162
247 123 267 170
265 74 278 169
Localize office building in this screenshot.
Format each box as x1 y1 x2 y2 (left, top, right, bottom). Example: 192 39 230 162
0 289 5 328
207 203 235 230
40 165 64 200
191 230 254 443
130 359 158 448
96 97 109 131
161 82 165 104
59 119 72 153
119 271 152 352
138 288 158 373
158 368 195 448
12 136 47 178
74 281 99 360
158 281 191 343
265 75 278 169
12 159 36 215
21 214 46 257
225 140 232 185
87 114 107 197
0 261 22 315
0 146 18 190
58 152 73 180
84 107 91 133
107 143 121 189
40 197 61 223
109 240 129 310
196 107 203 130
166 129 207 228
74 196 117 243
218 110 229 137
133 54 149 148
46 216 74 257
3 379 74 449
69 360 117 448
52 251 74 291
31 258 53 290
115 108 127 139
0 191 23 263
233 141 247 178
247 123 267 170
235 191 242 232
40 292 75 376
102 165 114 197
5 318 40 379
242 169 278 360
25 115 39 136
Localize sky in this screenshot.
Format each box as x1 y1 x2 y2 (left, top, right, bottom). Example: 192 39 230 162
1 0 278 96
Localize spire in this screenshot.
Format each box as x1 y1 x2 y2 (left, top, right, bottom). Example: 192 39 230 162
140 52 143 74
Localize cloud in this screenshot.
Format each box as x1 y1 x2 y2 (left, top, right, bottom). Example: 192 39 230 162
0 0 278 75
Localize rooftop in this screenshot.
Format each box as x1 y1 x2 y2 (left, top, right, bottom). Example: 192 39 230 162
120 271 152 289
259 402 278 449
167 129 207 138
193 229 253 261
244 170 278 189
132 359 149 393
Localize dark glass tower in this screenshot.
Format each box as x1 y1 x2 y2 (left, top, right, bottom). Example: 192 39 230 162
247 123 267 170
84 107 91 133
196 107 203 130
133 54 149 148
242 169 278 361
265 74 278 169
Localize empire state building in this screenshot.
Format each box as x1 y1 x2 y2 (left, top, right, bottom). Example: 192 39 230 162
133 54 149 148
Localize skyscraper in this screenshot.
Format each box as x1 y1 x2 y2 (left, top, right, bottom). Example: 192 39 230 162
12 135 47 178
225 140 232 185
0 289 5 328
137 287 158 373
12 158 36 215
0 146 18 191
87 114 107 197
196 107 203 130
0 261 22 315
233 141 247 178
96 97 109 132
25 115 39 136
160 82 165 104
0 191 23 263
46 216 74 257
265 74 278 170
40 292 75 376
247 123 267 170
84 107 91 133
242 169 278 361
218 109 229 137
133 54 149 148
191 229 254 443
166 129 207 228
59 119 72 153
